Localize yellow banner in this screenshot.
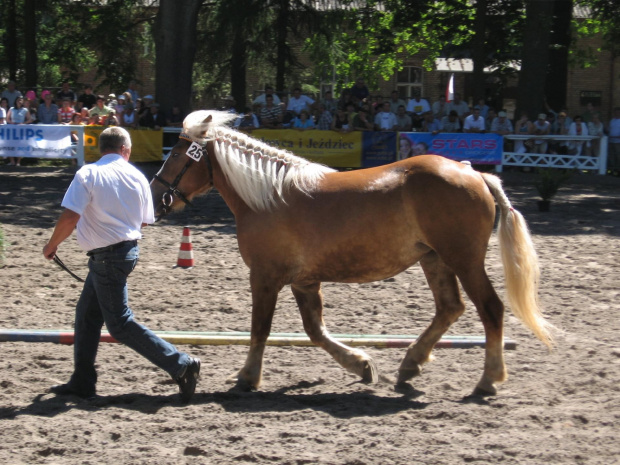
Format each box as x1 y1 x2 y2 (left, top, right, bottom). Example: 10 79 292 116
84 127 164 163
252 129 362 168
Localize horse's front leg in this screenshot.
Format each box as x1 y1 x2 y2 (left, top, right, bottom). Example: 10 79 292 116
234 271 283 391
291 282 378 383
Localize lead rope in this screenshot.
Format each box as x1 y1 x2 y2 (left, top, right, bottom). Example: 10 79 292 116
53 254 85 283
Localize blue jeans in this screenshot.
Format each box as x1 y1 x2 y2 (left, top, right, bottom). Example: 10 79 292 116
69 242 190 393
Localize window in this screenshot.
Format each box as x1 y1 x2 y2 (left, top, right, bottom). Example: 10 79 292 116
396 66 423 99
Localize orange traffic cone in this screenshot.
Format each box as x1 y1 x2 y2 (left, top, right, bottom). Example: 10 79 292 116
174 226 194 269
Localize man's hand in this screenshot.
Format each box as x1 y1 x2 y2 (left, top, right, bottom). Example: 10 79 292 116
43 209 81 260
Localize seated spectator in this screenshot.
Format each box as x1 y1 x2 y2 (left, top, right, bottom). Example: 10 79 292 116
260 95 283 128
514 111 534 153
463 107 485 133
532 113 551 154
491 111 514 135
234 107 260 130
7 96 32 166
37 93 59 124
446 93 470 122
321 90 338 115
587 113 604 156
88 114 102 126
441 110 462 132
352 105 373 131
106 93 118 110
314 103 333 130
77 84 97 111
432 95 449 120
166 105 185 128
115 94 127 116
287 87 314 116
389 91 406 115
56 81 77 105
474 98 489 118
253 85 281 107
567 115 589 155
331 108 350 132
292 109 315 130
58 97 76 124
119 103 137 128
69 112 85 144
2 81 22 108
0 98 6 125
374 102 397 131
485 108 497 130
421 111 441 134
89 95 114 123
252 103 263 128
406 94 431 129
139 103 167 129
395 105 412 132
23 93 38 123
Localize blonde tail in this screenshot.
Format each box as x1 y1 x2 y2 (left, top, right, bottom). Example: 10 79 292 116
481 173 554 348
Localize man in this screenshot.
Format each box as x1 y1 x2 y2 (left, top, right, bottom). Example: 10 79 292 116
125 80 140 103
607 107 620 176
491 111 513 135
446 93 470 121
259 94 283 129
42 127 200 401
286 87 315 116
406 93 431 129
463 107 485 133
441 110 462 132
421 111 441 134
389 90 406 115
374 102 398 131
1 80 22 107
37 92 60 124
89 95 113 122
432 95 448 120
252 85 281 107
77 85 97 111
139 103 167 129
56 81 77 105
394 105 412 132
349 78 370 103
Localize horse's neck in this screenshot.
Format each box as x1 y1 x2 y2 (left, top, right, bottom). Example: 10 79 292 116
208 147 250 217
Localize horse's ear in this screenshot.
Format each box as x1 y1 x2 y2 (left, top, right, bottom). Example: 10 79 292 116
202 115 212 124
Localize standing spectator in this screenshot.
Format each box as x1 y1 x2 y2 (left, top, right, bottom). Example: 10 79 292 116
89 95 113 124
463 107 485 133
432 95 449 120
115 94 127 116
77 85 97 111
567 115 589 155
532 113 551 154
321 90 338 115
513 111 534 153
252 85 281 107
349 78 370 104
1 80 22 107
7 96 32 166
124 80 139 103
395 105 412 132
58 97 76 124
608 107 620 175
106 93 118 110
292 109 315 130
441 110 462 133
286 87 315 116
24 90 38 122
260 95 283 129
446 93 470 121
491 111 514 135
389 90 406 115
42 126 201 402
406 94 431 129
587 113 604 156
374 102 398 131
38 93 59 124
119 103 137 129
474 98 489 119
56 81 77 105
352 105 373 131
314 103 333 130
421 111 441 134
139 104 166 129
166 105 185 128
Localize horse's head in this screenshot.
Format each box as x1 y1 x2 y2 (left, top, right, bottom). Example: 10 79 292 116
150 114 214 219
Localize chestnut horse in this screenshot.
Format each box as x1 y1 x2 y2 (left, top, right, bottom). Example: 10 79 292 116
151 110 553 396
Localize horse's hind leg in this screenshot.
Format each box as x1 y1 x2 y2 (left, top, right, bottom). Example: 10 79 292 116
291 283 378 383
234 271 283 391
397 251 465 386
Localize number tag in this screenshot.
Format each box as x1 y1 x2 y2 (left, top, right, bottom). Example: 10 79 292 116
186 141 204 161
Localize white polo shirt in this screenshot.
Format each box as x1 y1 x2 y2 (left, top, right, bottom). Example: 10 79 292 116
62 154 155 251
463 114 485 131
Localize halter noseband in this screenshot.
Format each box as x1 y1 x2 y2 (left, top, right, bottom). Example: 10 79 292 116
152 133 213 215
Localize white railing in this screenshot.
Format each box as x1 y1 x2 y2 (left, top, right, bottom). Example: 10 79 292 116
498 134 608 174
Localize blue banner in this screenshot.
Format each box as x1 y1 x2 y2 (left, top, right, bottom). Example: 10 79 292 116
398 132 503 164
361 131 398 167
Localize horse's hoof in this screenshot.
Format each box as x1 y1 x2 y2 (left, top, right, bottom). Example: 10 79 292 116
472 384 497 397
397 365 421 384
235 377 257 392
361 359 378 384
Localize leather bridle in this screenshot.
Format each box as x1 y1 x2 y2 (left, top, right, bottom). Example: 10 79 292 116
152 133 213 216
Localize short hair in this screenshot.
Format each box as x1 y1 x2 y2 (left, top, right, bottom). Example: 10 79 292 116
99 127 131 153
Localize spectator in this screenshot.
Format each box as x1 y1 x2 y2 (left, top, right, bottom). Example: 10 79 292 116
608 107 620 175
106 111 119 127
58 97 76 124
549 111 570 155
220 95 237 114
463 107 486 133
88 114 102 126
374 102 398 131
166 105 184 128
234 107 260 130
0 97 7 125
1 80 22 107
446 93 470 121
37 93 59 124
314 103 333 130
491 110 514 135
406 93 431 129
350 78 370 103
115 94 127 116
89 95 113 124
474 98 489 119
260 94 283 129
142 94 154 108
321 90 338 115
587 112 604 156
139 103 166 129
287 87 314 116
441 110 462 133
135 99 149 120
389 90 406 115
432 95 449 120
69 112 85 145
56 81 77 105
292 109 315 130
124 80 139 103
7 96 32 166
513 111 534 154
252 85 281 107
581 102 596 124
394 105 412 132
352 105 373 131
107 93 118 110
567 115 589 155
485 108 497 130
331 107 350 132
120 103 137 129
77 85 97 111
532 113 551 154
24 90 38 122
337 89 354 111
421 111 441 134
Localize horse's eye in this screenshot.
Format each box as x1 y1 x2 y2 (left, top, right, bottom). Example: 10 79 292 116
171 151 180 158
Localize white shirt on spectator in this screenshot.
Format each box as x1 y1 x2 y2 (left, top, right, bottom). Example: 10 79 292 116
463 114 485 132
375 111 398 130
287 95 315 115
406 98 430 115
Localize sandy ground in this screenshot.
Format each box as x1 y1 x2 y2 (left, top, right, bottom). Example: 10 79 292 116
0 162 619 465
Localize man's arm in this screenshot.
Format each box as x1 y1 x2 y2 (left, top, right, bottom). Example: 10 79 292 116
42 208 81 260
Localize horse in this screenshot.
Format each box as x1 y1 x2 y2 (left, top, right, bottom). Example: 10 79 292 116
150 110 554 396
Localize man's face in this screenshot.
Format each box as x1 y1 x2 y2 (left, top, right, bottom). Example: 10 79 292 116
266 96 273 106
45 95 53 104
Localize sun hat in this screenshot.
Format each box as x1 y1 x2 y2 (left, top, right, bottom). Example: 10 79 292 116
41 90 51 99
25 90 36 100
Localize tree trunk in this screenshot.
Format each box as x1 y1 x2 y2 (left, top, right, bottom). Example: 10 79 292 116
24 0 37 88
154 0 202 117
517 0 554 119
275 0 290 94
6 0 17 81
544 0 572 112
471 0 488 105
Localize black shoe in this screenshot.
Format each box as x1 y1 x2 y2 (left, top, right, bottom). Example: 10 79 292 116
176 357 201 402
49 383 96 400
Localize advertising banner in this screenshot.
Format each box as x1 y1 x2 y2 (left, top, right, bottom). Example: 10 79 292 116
0 125 72 159
85 127 163 163
398 132 503 164
361 131 398 167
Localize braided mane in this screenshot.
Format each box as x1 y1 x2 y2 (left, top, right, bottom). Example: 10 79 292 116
183 110 335 212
